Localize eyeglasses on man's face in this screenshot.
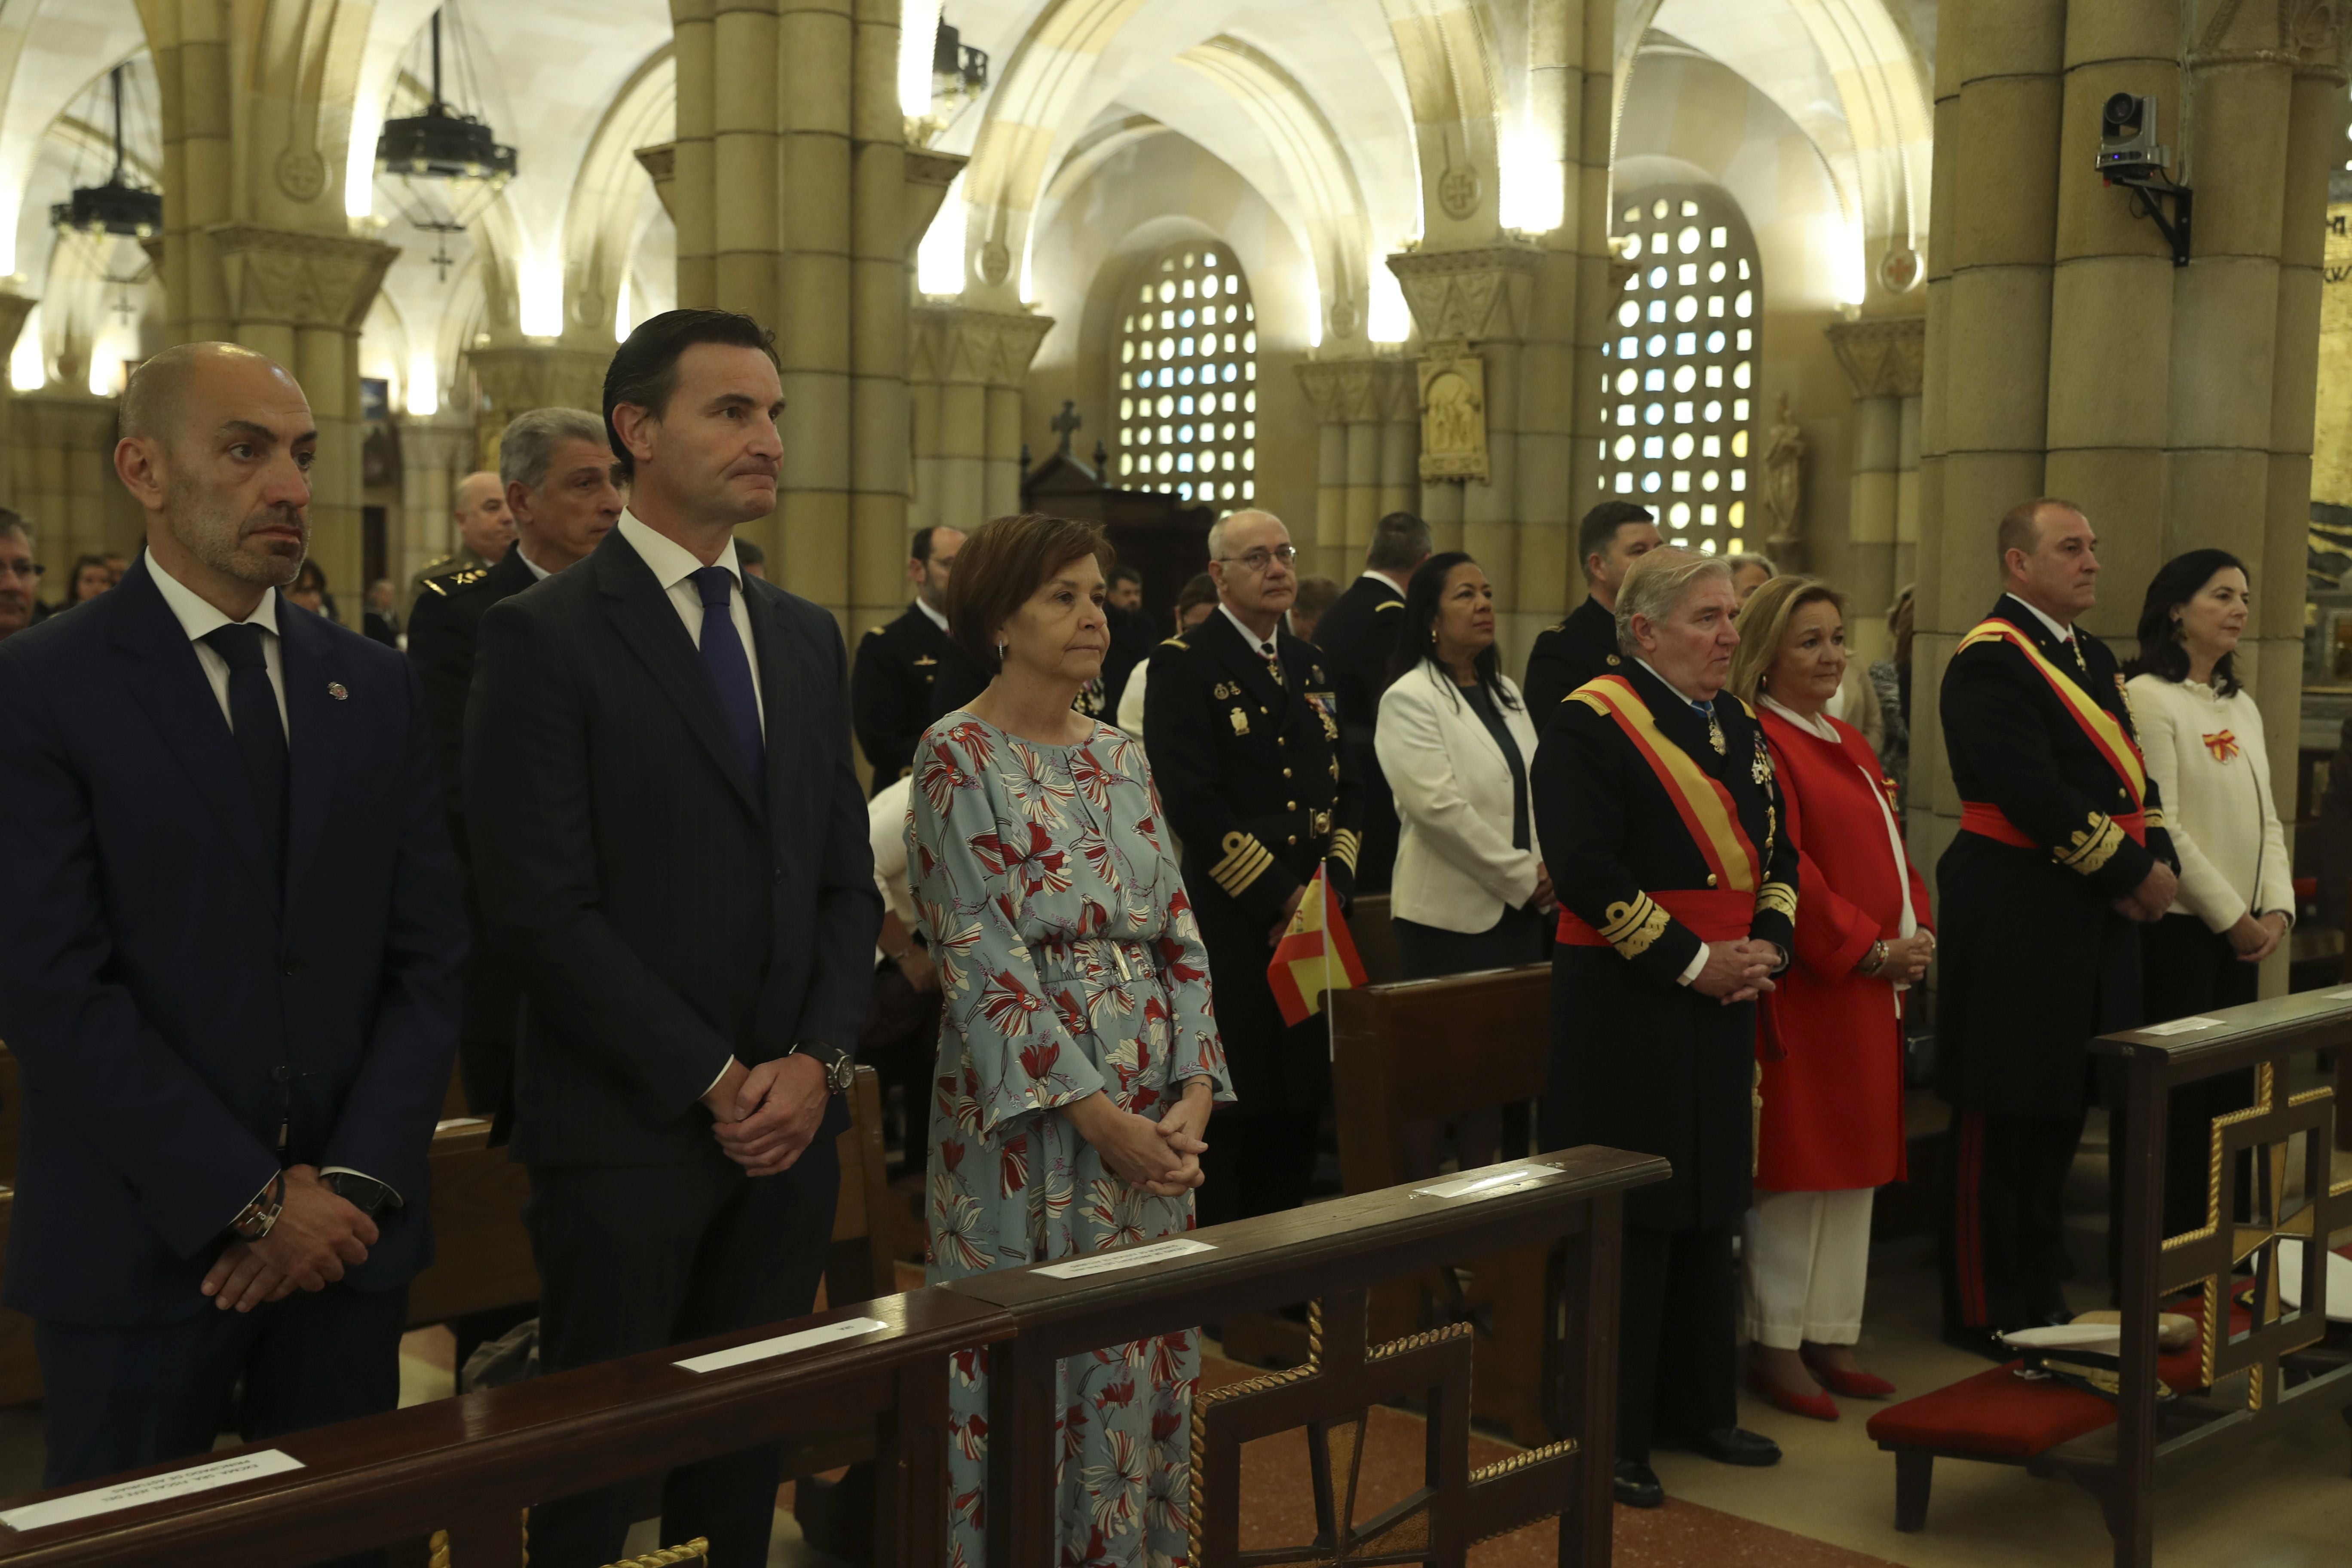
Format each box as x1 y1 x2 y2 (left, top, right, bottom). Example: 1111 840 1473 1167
0 559 43 580
1216 545 1296 574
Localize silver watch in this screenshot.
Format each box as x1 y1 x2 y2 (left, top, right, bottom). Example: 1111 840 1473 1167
795 1044 857 1094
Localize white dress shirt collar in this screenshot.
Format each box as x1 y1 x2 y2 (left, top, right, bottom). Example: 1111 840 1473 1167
1632 656 1709 710
146 547 281 643
1360 568 1409 594
517 547 553 581
618 510 745 594
914 594 948 633
2009 594 2074 645
1219 601 1279 656
1759 692 1839 743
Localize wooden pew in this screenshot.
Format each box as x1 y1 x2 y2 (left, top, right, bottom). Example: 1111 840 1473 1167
1327 965 1556 1445
1345 892 1402 986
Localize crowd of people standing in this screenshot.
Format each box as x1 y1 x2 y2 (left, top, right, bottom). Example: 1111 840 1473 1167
0 292 2300 1565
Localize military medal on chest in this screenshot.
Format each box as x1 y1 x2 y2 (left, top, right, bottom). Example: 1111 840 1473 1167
1708 710 1726 754
1230 707 1250 736
1752 732 1773 784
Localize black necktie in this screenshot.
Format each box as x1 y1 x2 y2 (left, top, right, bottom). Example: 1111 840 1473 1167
203 624 287 878
689 566 766 799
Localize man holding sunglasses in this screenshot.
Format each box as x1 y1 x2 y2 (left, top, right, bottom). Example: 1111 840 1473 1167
0 511 44 639
1145 509 1361 1225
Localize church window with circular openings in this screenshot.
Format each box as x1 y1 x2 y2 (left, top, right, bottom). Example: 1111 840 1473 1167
1602 187 1759 555
1116 245 1256 507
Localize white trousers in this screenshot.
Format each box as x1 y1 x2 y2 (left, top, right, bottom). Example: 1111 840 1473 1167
1742 1187 1874 1350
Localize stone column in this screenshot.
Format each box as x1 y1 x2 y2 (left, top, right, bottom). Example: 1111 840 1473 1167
9 393 125 577
848 0 910 648
1293 356 1416 580
909 303 1051 538
0 289 37 509
395 416 483 585
1825 315 1926 659
663 0 716 307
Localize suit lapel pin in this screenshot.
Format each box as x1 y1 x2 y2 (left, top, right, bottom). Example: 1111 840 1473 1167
327 682 349 701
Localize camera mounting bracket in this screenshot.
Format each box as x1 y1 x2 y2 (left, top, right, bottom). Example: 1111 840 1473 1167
2103 168 2193 266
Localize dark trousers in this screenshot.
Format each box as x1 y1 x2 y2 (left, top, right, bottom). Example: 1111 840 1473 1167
1391 904 1549 980
1940 1108 2085 1332
37 1283 407 1492
523 1145 838 1568
1615 1223 1737 1462
2105 914 2257 1284
1196 1110 1318 1229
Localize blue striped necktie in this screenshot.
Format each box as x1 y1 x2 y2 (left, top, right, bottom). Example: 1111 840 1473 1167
688 566 765 799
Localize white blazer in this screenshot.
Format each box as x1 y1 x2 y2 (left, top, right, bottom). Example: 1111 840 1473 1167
1376 661 1544 933
2125 673 2293 933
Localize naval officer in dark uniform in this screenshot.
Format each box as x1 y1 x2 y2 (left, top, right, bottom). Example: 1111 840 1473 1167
1522 501 1662 717
1310 511 1430 894
409 407 622 1124
1146 508 1361 1226
1534 547 1796 1508
1936 498 2177 1354
851 525 965 795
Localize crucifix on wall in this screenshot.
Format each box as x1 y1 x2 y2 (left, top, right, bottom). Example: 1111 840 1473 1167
1051 399 1082 456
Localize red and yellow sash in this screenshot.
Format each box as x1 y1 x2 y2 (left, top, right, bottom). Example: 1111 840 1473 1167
1955 617 2147 845
1557 676 1761 945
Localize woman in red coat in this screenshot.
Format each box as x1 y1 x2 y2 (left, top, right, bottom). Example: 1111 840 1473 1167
1729 577 1933 1419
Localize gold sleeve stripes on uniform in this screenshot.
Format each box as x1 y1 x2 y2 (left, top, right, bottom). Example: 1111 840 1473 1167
1329 827 1361 872
1755 881 1798 921
2142 807 2165 830
1599 894 1672 960
1210 831 1275 897
2055 812 2125 876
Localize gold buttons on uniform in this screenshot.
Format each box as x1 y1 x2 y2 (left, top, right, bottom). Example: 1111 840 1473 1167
1706 873 1718 887
1283 767 1292 779
1287 835 1298 845
1286 800 1296 811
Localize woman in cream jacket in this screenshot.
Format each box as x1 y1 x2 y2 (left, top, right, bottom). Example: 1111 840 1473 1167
1375 552 1553 980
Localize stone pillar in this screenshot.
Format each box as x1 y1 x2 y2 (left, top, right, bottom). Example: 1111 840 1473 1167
910 303 1051 541
395 416 480 586
1293 356 1416 580
664 0 716 307
0 289 37 509
9 393 126 578
1825 315 1926 659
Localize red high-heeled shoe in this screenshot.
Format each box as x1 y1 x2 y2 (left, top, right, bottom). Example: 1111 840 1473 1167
1801 1349 1896 1400
1746 1364 1838 1421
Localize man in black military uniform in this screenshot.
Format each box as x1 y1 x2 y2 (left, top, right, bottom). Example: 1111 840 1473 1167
1936 498 2178 1355
1147 508 1360 1226
1311 511 1430 893
1522 501 1661 717
851 525 965 795
409 407 622 1125
1534 547 1795 1508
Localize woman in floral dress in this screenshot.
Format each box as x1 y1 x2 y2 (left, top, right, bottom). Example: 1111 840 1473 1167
909 512 1232 1567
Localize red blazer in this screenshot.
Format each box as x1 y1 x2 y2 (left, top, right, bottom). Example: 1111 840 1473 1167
1757 707 1931 1192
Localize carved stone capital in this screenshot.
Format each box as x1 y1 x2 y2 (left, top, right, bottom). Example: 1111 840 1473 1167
205 225 397 333
12 391 121 449
635 143 677 223
1292 356 1416 425
910 303 1054 389
1823 315 1926 400
1385 243 1540 345
467 344 612 422
905 150 968 252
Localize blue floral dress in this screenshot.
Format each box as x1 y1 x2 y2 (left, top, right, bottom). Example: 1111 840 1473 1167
909 713 1233 1568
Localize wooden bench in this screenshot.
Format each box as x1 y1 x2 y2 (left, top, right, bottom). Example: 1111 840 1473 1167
1327 965 1555 1446
1869 992 2352 1565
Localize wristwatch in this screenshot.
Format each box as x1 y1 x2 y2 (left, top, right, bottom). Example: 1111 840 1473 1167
229 1172 288 1242
322 1171 397 1217
791 1042 858 1095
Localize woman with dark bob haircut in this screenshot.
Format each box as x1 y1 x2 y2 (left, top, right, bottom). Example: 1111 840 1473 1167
2119 548 2290 1240
910 512 1233 1564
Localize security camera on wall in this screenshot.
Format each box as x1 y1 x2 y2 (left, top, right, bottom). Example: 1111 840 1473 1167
2096 93 2168 176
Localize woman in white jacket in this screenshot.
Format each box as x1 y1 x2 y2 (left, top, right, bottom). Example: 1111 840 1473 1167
1375 552 1554 981
2122 548 2291 1238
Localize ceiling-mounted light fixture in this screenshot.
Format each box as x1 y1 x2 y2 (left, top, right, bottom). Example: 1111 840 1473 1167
51 65 161 240
375 6 515 281
932 14 989 109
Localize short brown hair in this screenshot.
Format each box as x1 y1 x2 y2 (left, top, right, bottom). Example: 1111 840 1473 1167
944 512 1115 671
1727 574 1847 705
1997 497 2083 575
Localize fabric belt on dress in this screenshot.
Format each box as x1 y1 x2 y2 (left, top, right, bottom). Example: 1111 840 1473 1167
1958 801 2145 849
1032 931 1153 980
1555 886 1755 947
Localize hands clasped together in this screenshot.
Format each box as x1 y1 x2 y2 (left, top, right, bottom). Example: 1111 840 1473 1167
200 1166 379 1314
702 1054 832 1179
2111 861 2180 926
1065 1079 1217 1198
1690 939 1785 1007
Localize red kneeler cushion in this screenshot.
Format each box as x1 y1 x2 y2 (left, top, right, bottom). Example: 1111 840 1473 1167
1866 1362 2116 1460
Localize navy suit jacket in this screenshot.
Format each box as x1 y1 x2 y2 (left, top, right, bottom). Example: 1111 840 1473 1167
0 557 466 1326
464 526 880 1168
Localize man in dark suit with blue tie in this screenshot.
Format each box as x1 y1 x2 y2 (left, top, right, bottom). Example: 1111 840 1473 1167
0 343 465 1490
466 310 881 1568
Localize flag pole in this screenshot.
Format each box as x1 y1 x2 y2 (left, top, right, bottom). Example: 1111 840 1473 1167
1322 867 1338 1063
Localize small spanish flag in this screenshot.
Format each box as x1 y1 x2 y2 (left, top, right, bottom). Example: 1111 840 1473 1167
1266 867 1369 1028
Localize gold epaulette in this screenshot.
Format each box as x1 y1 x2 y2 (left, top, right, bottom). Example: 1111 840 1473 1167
1210 830 1273 897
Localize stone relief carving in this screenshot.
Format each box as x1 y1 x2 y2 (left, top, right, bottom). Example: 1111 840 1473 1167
1760 391 1806 561
1822 316 1926 399
1417 346 1488 483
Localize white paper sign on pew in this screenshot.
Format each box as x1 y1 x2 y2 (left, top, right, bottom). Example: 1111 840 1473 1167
0 1449 306 1534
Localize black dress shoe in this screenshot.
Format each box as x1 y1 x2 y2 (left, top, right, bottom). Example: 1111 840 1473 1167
1686 1426 1781 1467
1614 1459 1664 1508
